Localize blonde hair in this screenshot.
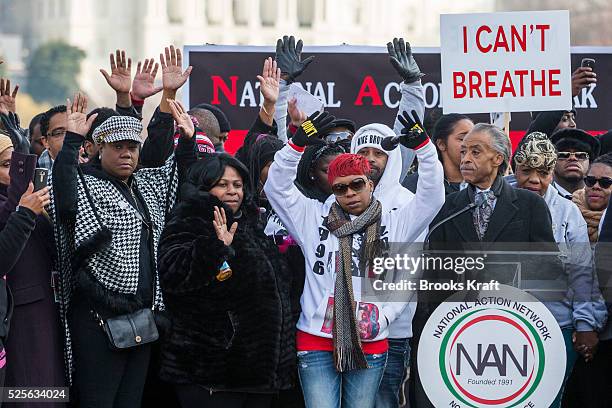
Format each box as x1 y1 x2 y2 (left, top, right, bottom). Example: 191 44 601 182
514 132 557 171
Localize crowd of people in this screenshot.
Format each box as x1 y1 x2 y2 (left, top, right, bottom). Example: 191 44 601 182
0 34 611 408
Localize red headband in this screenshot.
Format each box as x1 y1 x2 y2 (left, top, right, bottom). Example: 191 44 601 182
327 153 371 185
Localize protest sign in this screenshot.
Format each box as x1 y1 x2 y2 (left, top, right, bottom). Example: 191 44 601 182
440 11 572 114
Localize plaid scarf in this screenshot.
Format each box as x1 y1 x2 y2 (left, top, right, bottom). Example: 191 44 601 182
325 198 382 372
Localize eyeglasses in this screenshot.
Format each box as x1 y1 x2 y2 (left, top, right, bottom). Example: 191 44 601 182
584 176 612 189
331 178 367 196
325 131 353 143
557 151 589 161
47 128 67 138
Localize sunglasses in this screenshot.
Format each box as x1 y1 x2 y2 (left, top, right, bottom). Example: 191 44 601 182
331 178 368 196
557 151 589 161
325 131 353 143
584 176 612 189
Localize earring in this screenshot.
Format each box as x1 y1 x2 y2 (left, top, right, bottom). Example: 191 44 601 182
310 176 315 180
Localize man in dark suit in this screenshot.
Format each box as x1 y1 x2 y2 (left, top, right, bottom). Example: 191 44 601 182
412 123 558 408
429 123 555 246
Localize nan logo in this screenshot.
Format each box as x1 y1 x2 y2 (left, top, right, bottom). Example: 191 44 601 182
418 285 566 407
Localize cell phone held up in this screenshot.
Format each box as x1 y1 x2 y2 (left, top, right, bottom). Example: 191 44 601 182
581 58 595 70
33 168 49 191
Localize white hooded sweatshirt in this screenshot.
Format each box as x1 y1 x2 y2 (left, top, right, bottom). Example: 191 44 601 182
264 139 444 343
350 123 427 339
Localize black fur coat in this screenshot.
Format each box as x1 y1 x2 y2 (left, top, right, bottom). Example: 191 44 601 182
158 192 297 392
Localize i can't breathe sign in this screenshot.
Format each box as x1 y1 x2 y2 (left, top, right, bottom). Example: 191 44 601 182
440 10 572 114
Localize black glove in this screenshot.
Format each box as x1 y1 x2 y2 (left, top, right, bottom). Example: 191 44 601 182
387 38 424 83
275 35 315 83
0 111 30 153
397 110 429 149
291 111 336 147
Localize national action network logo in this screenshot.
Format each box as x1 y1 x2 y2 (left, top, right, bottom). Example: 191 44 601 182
418 285 565 408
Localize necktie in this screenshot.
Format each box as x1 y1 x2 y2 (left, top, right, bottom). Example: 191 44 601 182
473 190 496 240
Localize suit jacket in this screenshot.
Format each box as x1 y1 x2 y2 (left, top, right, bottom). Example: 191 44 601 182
411 177 558 408
429 176 555 246
424 176 559 302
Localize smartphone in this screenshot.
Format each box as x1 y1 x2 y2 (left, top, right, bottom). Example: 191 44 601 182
581 58 595 70
33 168 49 191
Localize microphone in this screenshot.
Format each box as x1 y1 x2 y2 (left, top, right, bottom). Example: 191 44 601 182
381 135 401 151
423 193 487 251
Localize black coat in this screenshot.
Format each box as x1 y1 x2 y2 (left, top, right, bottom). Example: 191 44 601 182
425 177 558 303
158 193 296 393
428 177 555 245
411 177 559 408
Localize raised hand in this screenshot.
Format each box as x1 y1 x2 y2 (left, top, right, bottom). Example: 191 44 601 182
100 50 133 94
387 37 424 83
275 35 314 83
0 78 19 114
397 109 429 149
132 58 163 100
258 57 281 104
167 99 194 139
288 97 307 127
0 110 29 153
213 206 238 246
291 110 336 147
19 183 50 215
160 45 192 91
66 93 98 137
571 66 597 97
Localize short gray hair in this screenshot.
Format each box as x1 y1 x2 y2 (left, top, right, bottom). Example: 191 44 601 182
470 123 511 175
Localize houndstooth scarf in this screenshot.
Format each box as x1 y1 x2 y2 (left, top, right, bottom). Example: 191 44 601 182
47 156 178 384
325 198 382 372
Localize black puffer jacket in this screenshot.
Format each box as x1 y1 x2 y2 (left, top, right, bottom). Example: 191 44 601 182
158 192 296 392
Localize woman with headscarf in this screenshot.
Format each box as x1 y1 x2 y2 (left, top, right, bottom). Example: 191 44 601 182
513 132 607 407
157 152 297 408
